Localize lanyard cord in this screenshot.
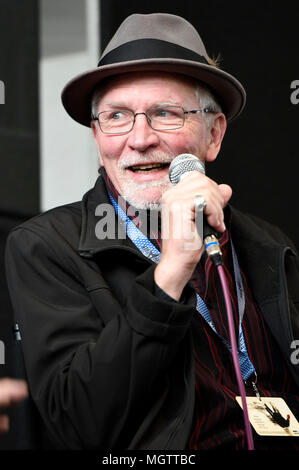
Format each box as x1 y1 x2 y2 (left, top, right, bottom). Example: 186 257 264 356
108 192 254 449
108 193 254 376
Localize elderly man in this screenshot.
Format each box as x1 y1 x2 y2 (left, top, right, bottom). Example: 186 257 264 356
5 13 299 450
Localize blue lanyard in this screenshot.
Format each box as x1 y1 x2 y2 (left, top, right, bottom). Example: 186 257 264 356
108 192 255 381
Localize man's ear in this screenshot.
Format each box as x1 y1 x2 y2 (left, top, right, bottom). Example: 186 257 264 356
91 122 104 166
91 121 97 140
205 113 227 162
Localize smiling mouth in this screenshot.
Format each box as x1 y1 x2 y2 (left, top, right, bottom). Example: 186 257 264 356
128 163 170 173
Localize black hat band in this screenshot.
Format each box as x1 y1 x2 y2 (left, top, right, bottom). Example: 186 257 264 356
98 38 209 67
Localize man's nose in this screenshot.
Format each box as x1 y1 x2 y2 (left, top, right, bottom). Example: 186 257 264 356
127 113 159 151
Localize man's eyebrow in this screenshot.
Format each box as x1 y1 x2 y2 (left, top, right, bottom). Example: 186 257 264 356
100 101 182 108
153 101 182 107
103 102 128 108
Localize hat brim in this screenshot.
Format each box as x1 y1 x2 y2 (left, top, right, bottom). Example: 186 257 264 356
61 58 246 127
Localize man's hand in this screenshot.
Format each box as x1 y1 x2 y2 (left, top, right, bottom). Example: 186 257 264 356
0 378 28 433
154 171 232 301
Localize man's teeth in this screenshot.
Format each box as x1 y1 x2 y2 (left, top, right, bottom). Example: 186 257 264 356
130 163 167 173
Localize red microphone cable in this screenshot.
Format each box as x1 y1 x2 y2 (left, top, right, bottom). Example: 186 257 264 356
205 236 254 450
217 264 254 450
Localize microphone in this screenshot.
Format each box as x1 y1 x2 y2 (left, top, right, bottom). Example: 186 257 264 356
169 153 223 264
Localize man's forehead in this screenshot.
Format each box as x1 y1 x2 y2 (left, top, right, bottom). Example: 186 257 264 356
95 71 197 102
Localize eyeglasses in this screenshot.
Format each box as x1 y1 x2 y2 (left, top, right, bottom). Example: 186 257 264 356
92 105 215 135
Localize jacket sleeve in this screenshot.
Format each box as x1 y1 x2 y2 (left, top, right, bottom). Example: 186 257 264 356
5 226 196 449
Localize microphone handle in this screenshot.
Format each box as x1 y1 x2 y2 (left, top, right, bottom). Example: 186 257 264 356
203 218 220 241
194 206 219 241
195 206 222 264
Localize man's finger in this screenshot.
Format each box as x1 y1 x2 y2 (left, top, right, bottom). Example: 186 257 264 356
0 379 28 408
218 184 233 206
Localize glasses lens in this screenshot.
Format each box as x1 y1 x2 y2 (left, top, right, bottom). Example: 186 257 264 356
149 106 184 130
98 110 133 134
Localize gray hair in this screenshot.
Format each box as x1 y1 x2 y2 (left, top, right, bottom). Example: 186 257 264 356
194 82 223 128
91 86 103 120
91 78 223 129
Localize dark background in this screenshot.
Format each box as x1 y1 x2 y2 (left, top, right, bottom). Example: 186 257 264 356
0 0 39 449
101 0 299 249
0 0 298 449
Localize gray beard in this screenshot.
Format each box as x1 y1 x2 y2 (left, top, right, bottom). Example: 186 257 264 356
116 152 173 209
120 175 172 210
122 198 162 210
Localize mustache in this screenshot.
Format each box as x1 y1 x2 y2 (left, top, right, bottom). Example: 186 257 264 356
118 152 174 171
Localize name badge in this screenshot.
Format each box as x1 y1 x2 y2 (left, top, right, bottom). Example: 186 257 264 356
236 396 299 437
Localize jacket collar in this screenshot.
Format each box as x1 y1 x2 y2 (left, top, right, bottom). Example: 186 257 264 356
78 174 296 270
78 175 141 257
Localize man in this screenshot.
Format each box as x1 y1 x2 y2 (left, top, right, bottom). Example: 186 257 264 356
5 13 299 450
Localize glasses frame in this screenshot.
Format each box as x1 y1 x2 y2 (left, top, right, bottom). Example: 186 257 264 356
91 105 216 135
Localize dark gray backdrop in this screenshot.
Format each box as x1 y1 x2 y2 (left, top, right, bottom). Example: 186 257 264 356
101 1 299 249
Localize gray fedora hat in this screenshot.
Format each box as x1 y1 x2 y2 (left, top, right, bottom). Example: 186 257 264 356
61 13 246 127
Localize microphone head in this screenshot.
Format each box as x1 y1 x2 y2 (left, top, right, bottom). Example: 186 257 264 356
169 153 205 184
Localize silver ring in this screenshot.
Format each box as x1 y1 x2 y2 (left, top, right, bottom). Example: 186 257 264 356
194 194 207 212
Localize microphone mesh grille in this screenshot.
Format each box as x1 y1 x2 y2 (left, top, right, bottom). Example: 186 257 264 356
169 154 205 184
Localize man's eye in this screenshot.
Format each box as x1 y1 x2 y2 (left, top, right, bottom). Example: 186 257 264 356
153 108 180 119
155 108 169 118
110 111 124 120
